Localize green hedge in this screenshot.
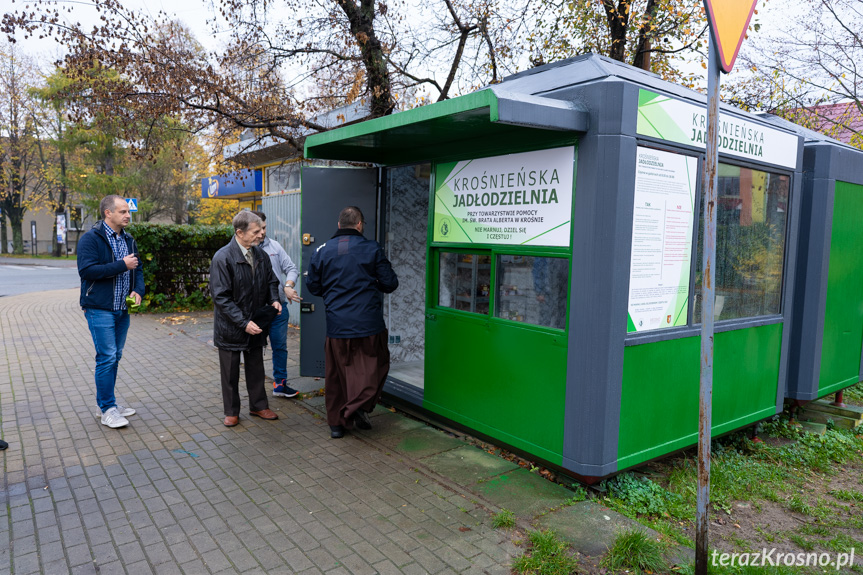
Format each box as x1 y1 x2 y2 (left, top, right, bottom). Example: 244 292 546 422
127 223 233 312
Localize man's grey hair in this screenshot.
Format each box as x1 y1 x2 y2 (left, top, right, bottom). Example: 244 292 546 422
99 195 126 219
232 210 262 232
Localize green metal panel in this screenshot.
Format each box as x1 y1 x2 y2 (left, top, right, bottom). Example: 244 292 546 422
618 324 782 469
819 181 863 396
424 309 568 464
304 90 579 166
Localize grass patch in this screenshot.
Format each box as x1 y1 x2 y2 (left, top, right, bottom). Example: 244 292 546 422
491 508 515 529
600 528 667 575
821 532 861 553
512 530 578 575
786 494 812 515
844 382 863 404
787 532 815 551
797 523 831 537
603 472 686 518
829 488 863 502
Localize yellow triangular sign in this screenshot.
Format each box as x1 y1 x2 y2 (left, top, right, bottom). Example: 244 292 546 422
703 0 759 73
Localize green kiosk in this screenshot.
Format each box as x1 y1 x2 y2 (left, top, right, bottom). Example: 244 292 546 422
756 116 863 404
301 54 805 480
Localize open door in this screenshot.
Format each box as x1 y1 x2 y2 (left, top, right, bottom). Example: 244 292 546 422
300 166 378 377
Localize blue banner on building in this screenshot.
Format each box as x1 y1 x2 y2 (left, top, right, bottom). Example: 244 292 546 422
201 169 263 198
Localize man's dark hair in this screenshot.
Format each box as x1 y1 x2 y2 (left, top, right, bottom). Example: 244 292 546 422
99 195 126 219
232 210 262 232
338 206 364 228
251 210 266 222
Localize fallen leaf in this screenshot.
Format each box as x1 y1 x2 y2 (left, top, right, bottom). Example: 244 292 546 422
459 527 471 532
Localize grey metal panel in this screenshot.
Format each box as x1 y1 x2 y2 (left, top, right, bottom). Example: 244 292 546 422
491 89 590 132
562 132 636 478
776 144 806 410
262 191 302 324
625 316 786 346
299 167 379 377
383 377 424 405
787 167 834 400
806 143 863 185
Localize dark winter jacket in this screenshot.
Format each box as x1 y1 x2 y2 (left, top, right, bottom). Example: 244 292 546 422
209 237 280 351
305 228 398 338
78 222 145 310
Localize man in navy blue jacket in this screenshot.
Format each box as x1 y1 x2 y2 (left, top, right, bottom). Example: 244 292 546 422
306 206 398 438
77 195 145 429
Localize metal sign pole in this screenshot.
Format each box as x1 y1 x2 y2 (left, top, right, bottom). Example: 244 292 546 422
696 35 721 575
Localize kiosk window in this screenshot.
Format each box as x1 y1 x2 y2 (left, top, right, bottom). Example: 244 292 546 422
496 255 569 329
438 252 491 315
695 164 790 322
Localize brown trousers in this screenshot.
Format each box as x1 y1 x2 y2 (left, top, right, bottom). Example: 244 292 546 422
218 347 268 416
324 331 390 428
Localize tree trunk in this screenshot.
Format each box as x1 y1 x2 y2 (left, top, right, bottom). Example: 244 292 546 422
338 0 395 118
0 210 7 254
603 0 631 62
6 206 25 254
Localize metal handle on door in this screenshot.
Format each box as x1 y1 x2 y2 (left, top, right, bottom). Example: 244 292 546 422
302 233 315 246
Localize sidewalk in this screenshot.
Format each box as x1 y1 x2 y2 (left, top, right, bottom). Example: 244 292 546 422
0 289 673 574
0 256 78 268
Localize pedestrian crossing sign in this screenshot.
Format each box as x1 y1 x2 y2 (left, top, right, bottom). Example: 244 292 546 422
126 198 138 212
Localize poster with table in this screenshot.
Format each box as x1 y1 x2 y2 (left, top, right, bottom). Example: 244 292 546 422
627 147 699 332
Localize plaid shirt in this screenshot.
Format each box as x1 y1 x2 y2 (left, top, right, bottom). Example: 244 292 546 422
102 221 130 311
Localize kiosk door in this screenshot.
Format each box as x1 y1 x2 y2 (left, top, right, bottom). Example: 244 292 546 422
299 167 379 377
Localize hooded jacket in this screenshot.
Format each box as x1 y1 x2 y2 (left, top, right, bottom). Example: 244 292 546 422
78 222 145 310
305 228 398 338
209 237 280 351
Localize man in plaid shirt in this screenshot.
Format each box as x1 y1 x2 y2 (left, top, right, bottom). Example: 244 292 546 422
77 195 145 429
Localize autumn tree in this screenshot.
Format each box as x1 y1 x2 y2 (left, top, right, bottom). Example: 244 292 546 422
0 44 48 254
32 68 80 256
3 0 533 166
528 0 708 85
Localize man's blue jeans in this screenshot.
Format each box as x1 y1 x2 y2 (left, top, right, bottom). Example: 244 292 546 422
84 308 130 413
269 302 289 381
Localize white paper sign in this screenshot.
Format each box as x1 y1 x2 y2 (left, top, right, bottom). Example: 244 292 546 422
627 147 698 332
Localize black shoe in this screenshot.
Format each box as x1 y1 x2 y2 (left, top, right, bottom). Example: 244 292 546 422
353 411 372 430
0 440 7 450
330 425 345 439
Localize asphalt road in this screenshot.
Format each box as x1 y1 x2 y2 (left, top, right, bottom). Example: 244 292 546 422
0 262 80 297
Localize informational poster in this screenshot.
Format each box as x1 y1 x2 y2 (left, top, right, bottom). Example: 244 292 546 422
433 147 574 246
56 214 67 244
636 89 799 169
627 147 698 332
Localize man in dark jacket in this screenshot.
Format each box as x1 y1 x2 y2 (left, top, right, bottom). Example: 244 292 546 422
305 206 399 438
209 210 282 427
78 195 145 429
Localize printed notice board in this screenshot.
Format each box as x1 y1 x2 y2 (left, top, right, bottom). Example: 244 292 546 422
433 147 574 246
627 147 698 332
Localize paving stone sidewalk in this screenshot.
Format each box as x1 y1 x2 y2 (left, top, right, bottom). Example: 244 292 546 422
0 289 521 574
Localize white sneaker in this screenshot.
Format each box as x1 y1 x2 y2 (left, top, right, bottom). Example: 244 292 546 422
116 405 136 417
101 407 129 429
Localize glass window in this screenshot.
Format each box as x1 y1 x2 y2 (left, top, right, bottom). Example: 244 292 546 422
496 255 569 329
266 163 301 193
438 252 490 315
694 164 790 322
